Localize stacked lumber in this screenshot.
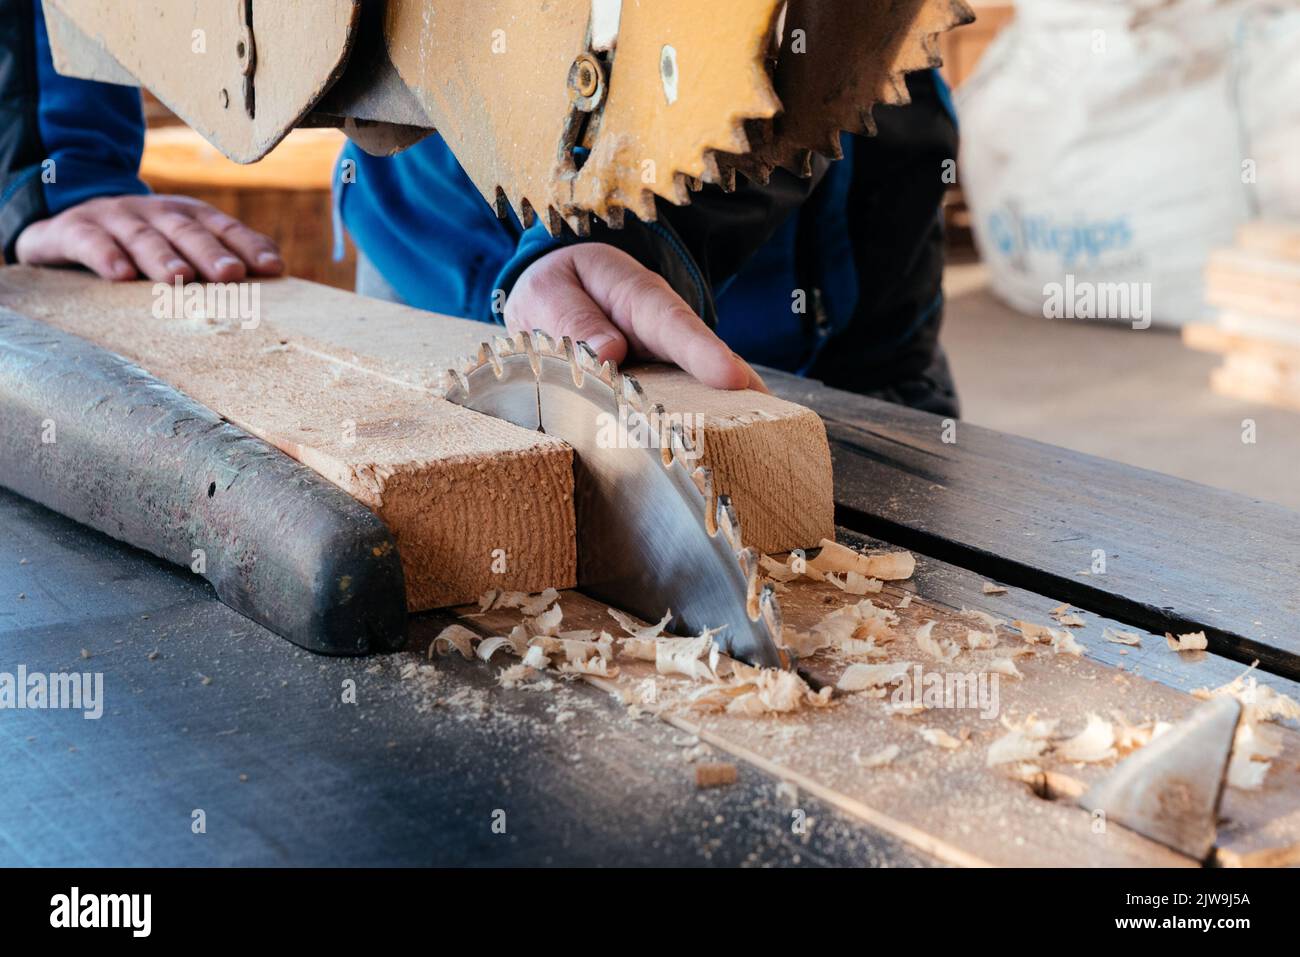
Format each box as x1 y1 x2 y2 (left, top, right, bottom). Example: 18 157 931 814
1183 221 1300 412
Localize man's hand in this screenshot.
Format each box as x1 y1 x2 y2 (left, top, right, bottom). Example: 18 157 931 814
505 244 766 392
15 194 283 283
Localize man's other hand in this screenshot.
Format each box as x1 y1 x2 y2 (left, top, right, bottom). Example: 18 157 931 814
15 194 284 282
505 244 767 392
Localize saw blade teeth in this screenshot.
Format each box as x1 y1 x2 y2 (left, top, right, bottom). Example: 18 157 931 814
758 586 789 667
716 495 742 551
517 331 542 377
492 334 516 358
532 330 558 357
618 373 647 414
574 340 601 375
692 466 718 535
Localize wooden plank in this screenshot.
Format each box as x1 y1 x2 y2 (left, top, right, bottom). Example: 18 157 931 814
0 269 834 609
259 290 837 557
1182 321 1300 364
1206 248 1300 322
761 371 1300 681
0 267 576 611
1237 220 1300 263
1210 353 1300 414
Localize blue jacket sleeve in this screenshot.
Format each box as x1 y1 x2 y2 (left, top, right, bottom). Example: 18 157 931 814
0 0 148 262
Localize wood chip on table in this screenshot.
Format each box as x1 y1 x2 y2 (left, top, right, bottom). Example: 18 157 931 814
1103 627 1143 646
1055 713 1117 764
836 661 915 693
852 744 901 768
1165 630 1208 652
807 538 916 581
982 582 1007 595
919 727 964 750
695 763 738 789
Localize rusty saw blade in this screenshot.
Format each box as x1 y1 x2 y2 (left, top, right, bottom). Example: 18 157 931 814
445 332 789 670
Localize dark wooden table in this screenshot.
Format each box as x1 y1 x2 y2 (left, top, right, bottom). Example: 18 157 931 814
3 372 1296 866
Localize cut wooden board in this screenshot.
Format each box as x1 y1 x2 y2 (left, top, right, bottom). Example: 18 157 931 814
1183 321 1300 365
1210 353 1300 414
0 267 575 611
256 284 837 556
458 560 1300 867
0 268 835 607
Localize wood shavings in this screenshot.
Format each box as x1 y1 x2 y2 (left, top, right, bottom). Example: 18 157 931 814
431 624 477 660
1055 713 1117 764
654 633 723 681
530 603 564 636
478 587 559 616
519 588 561 617
1165 630 1208 652
475 635 514 662
897 594 913 609
987 657 1022 679
607 607 673 639
1103 627 1143 646
759 554 799 583
807 539 915 581
987 729 1048 766
558 656 619 678
826 571 882 595
919 727 964 750
914 620 959 662
966 629 998 650
497 663 537 689
1012 620 1058 644
1111 714 1172 753
962 608 1005 632
695 763 738 789
981 582 1007 595
521 645 550 670
836 661 915 693
811 599 899 650
781 629 833 658
852 744 901 768
1056 613 1086 628
1051 630 1085 657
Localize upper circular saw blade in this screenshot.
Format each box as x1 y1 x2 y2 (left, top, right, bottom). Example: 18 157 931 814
721 0 976 182
444 332 790 670
383 0 785 234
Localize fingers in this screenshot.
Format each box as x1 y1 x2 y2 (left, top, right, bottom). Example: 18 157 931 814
99 213 195 282
505 249 629 366
150 208 248 282
191 204 284 276
14 218 136 281
577 249 754 391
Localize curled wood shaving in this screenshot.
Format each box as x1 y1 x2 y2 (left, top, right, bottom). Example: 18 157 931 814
808 539 916 581
1103 627 1143 646
559 656 619 678
987 657 1023 679
655 634 721 681
1055 613 1086 628
1110 713 1172 753
919 727 964 750
759 554 799 583
914 620 959 662
982 582 1007 595
607 607 673 639
811 599 899 650
837 661 915 692
826 571 882 595
966 629 998 650
521 645 550 670
531 603 564 636
478 587 560 616
1055 713 1117 763
475 635 514 662
852 744 901 768
1165 630 1208 652
1012 620 1059 644
1051 630 1085 657
781 628 833 658
431 624 478 660
987 729 1048 766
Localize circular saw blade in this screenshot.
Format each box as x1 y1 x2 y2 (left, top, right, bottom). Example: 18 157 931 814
383 0 785 233
444 332 790 670
722 0 976 183
559 0 786 224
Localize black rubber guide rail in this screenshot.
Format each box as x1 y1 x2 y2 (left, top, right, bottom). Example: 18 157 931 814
0 308 406 654
764 370 1300 682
